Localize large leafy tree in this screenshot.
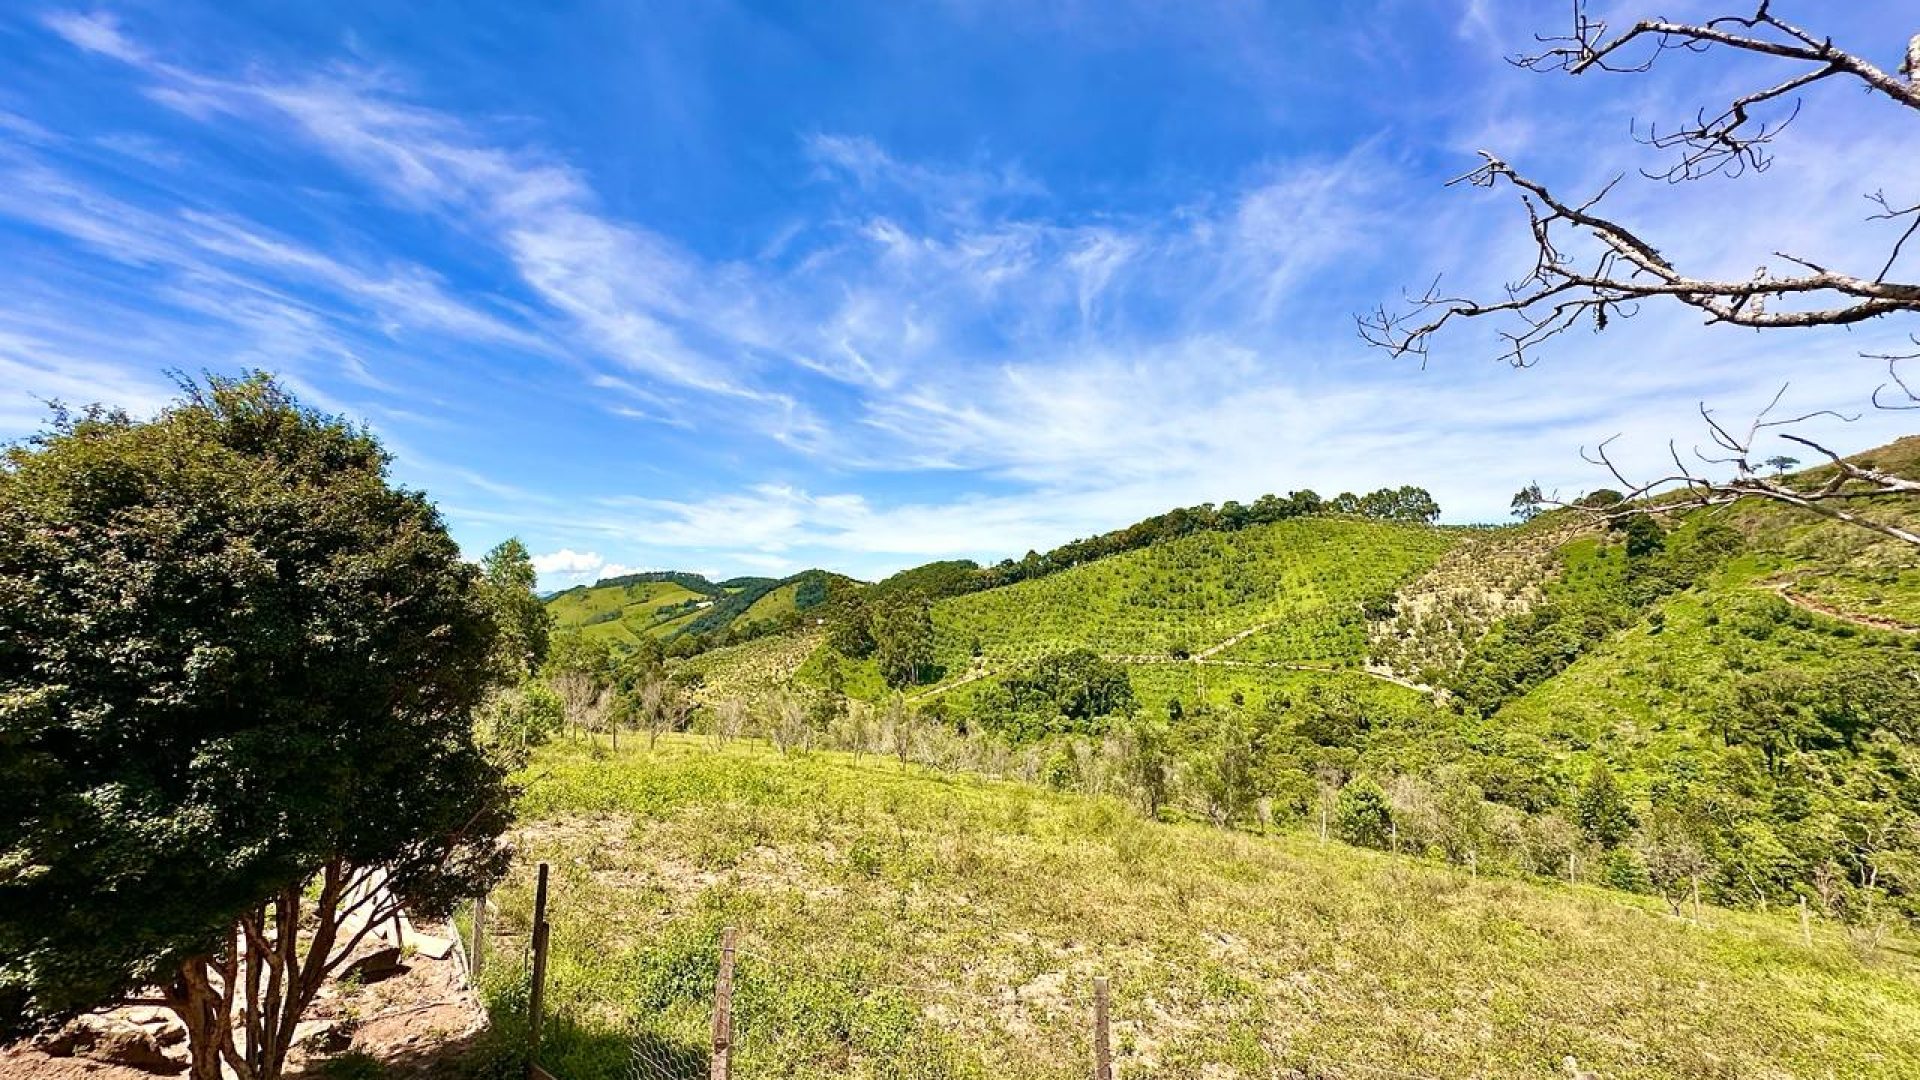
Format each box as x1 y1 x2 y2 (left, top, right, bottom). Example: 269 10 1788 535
0 374 513 1079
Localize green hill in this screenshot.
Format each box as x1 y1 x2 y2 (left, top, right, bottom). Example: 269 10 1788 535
482 738 1920 1080
520 451 1920 1076
547 568 860 650
545 573 723 648
553 449 1920 936
928 517 1458 674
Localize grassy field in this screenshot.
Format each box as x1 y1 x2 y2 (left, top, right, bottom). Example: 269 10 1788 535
480 737 1920 1080
740 580 808 624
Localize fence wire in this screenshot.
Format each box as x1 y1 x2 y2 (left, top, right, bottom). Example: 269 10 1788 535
626 1028 706 1080
616 935 1097 1080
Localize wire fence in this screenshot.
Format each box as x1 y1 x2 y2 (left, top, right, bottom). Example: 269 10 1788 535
468 860 1890 1080
616 940 1109 1080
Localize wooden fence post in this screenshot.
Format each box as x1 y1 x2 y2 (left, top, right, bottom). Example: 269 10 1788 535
1093 976 1112 1080
470 892 489 978
711 926 736 1080
527 864 551 1079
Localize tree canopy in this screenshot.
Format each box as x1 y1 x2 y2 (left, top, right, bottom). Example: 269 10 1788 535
0 374 513 1075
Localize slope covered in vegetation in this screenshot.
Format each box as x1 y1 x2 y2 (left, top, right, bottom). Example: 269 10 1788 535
926 517 1458 677
546 574 725 648
482 738 1920 1080
549 569 858 652
539 446 1920 945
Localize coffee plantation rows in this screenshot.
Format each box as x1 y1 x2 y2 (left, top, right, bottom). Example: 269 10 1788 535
1365 518 1584 684
675 629 824 704
926 518 1459 677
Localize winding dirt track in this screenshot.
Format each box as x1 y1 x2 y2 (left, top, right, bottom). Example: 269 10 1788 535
1767 580 1919 635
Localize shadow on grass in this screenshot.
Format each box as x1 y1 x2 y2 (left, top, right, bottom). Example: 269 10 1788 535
287 1012 703 1080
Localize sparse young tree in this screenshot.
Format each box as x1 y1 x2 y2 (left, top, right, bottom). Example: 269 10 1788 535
1510 483 1546 521
1363 3 1920 545
1118 715 1173 819
711 697 749 750
547 634 615 739
834 699 877 761
882 693 915 768
0 375 511 1078
480 537 551 679
1576 762 1636 848
1636 804 1716 917
633 674 691 749
1313 763 1348 842
767 688 812 757
1190 711 1259 827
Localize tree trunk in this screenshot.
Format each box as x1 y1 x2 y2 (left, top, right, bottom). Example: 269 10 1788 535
164 859 371 1080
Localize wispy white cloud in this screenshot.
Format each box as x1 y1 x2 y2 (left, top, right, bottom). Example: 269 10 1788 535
19 3 1918 584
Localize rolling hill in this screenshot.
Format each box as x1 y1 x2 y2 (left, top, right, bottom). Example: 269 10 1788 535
547 569 859 649
548 447 1920 932
544 573 725 648
520 446 1920 1077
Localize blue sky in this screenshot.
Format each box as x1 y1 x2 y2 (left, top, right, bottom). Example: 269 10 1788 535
1 2 1914 589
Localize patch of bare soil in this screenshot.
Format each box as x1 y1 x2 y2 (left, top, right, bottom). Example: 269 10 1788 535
1772 581 1920 635
2 920 485 1080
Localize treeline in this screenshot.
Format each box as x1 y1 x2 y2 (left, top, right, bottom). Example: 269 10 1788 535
562 569 726 599
979 485 1440 591
867 485 1443 601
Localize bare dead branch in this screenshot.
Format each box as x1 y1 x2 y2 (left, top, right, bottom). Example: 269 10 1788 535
1362 3 1920 546
1355 153 1920 367
1551 392 1920 546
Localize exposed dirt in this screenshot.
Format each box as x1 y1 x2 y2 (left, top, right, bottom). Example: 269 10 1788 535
1 920 485 1080
1769 580 1920 635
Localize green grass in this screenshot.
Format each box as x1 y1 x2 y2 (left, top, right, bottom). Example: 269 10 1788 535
741 581 806 624
485 737 1920 1080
